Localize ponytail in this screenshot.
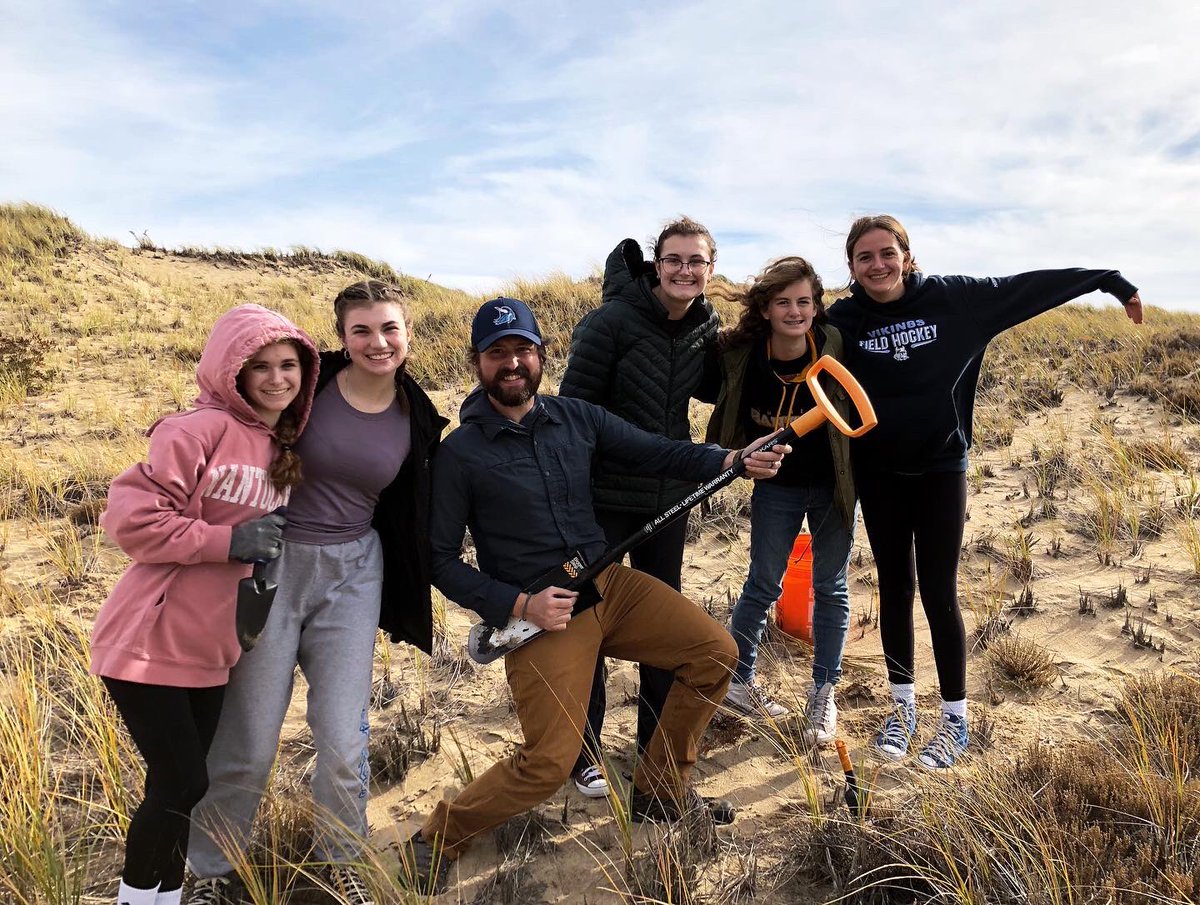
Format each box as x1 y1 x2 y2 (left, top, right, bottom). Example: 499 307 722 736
269 408 303 491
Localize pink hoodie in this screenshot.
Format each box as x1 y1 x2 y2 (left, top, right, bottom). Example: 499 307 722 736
91 304 319 687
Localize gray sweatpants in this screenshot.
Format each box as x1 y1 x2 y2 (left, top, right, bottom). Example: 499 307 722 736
188 531 383 877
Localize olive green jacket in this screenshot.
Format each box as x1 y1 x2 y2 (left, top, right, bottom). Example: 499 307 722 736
705 323 857 527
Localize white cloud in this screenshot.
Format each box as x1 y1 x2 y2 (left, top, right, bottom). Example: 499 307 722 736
2 0 1198 309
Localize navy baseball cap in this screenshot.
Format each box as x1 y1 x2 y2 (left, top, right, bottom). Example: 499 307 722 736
471 297 543 351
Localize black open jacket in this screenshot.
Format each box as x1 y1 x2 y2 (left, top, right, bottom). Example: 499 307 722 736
314 351 449 653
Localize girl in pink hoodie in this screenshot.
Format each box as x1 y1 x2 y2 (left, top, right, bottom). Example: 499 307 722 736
90 304 318 905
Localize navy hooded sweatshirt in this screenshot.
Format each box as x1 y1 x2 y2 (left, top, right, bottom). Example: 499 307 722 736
826 268 1137 476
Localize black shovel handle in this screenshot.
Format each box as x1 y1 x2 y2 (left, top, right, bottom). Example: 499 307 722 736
563 354 877 592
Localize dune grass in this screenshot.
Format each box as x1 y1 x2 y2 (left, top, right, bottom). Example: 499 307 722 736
2 201 1199 902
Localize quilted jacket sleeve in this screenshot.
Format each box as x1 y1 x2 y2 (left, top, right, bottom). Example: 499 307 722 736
559 306 618 405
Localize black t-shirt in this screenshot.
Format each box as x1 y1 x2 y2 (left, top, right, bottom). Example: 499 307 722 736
739 336 834 486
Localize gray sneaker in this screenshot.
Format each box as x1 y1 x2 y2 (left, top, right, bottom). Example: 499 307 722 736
802 682 837 746
326 864 375 905
724 680 790 719
187 874 241 905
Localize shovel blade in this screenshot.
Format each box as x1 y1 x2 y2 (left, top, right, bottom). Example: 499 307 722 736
236 561 278 652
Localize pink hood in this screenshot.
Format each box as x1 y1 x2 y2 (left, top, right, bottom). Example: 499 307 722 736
190 303 319 436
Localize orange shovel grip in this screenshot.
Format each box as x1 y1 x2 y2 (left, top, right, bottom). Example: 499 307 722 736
835 738 854 774
806 355 878 438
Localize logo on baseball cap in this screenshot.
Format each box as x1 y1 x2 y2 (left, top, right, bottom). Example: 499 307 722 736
471 297 543 351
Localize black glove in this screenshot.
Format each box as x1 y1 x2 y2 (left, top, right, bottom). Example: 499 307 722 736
228 512 286 563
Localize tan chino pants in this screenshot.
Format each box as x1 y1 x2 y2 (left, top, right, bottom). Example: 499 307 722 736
421 563 736 856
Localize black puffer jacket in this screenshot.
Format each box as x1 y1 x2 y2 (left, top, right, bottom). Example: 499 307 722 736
315 351 449 653
559 239 719 513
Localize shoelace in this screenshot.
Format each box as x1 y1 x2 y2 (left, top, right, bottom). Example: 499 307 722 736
921 719 965 767
331 866 373 905
806 686 835 729
578 765 604 785
878 703 914 748
745 683 772 707
189 878 228 905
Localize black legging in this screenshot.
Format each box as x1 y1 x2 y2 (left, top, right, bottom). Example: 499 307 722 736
855 469 968 702
103 677 225 892
574 509 689 772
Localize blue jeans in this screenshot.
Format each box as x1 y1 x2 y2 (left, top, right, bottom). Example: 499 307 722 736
729 479 854 687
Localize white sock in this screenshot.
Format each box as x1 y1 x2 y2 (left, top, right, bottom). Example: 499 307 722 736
117 880 159 905
889 682 916 704
942 698 968 720
154 887 182 905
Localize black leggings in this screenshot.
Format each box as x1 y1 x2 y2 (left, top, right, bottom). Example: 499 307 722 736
103 677 225 891
856 470 968 702
574 509 688 771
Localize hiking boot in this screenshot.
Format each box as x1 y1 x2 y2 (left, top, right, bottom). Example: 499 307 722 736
631 786 735 826
187 874 241 905
917 712 969 770
872 697 917 761
326 864 375 905
396 832 450 896
573 763 609 798
724 680 790 719
802 682 837 746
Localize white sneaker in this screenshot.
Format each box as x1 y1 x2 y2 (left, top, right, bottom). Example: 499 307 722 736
573 764 609 798
724 681 790 719
802 682 837 746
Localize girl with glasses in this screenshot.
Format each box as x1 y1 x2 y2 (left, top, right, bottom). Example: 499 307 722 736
558 216 721 800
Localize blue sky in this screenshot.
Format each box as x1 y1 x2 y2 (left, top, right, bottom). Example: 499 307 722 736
3 0 1199 310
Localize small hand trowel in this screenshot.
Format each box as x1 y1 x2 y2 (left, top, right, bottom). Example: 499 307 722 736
236 560 278 653
835 738 866 820
235 506 286 653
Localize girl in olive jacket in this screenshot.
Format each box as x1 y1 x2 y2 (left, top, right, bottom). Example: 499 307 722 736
707 256 855 745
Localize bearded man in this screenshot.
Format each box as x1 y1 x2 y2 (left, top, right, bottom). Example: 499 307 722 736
399 297 788 894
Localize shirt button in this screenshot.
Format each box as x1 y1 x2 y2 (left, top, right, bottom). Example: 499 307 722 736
544 470 550 476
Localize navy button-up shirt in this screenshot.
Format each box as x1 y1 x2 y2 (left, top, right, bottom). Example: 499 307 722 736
431 389 730 627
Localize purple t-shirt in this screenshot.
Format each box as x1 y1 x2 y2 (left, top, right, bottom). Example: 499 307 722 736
284 380 411 545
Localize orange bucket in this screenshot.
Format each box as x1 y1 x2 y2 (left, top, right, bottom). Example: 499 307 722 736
775 533 814 643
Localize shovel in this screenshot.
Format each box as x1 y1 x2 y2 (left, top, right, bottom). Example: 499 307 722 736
236 560 278 652
835 739 866 820
235 506 286 653
467 355 878 664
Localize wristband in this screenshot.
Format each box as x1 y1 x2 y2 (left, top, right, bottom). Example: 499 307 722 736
518 592 530 621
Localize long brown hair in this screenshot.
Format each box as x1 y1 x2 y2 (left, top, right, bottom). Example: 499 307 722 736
718 256 826 349
845 214 921 277
269 405 303 491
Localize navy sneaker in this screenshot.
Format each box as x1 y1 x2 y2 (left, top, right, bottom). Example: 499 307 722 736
917 712 969 770
873 697 917 761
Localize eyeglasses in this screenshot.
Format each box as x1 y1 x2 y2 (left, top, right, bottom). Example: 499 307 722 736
657 256 712 273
